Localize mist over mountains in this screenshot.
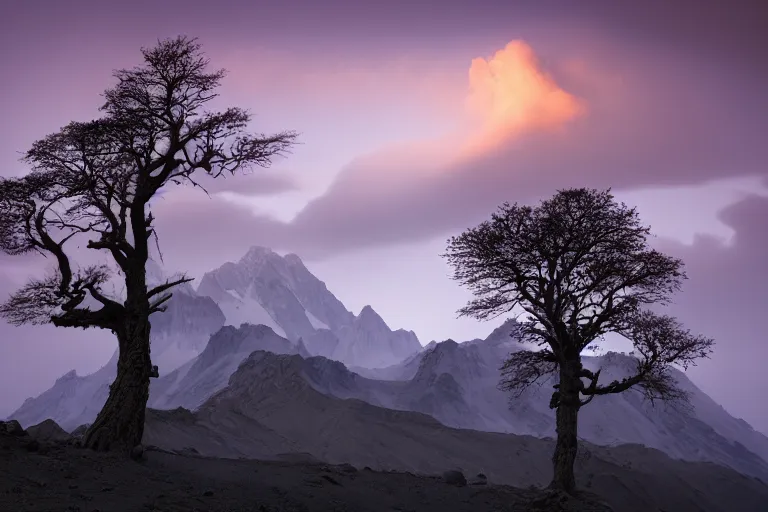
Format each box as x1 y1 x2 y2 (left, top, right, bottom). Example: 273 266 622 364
6 246 768 511
138 349 768 512
9 247 422 429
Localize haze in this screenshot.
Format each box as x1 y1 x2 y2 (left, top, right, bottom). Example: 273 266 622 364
1 0 767 436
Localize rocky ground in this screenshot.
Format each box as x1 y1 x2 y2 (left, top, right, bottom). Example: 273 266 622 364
1 420 612 512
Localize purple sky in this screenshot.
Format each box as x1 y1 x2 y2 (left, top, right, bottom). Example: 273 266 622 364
2 0 768 433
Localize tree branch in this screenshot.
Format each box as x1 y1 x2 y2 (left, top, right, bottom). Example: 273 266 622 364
580 311 713 405
147 276 194 299
499 349 558 397
149 293 173 314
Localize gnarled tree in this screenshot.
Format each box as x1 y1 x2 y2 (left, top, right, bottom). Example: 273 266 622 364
443 188 714 493
0 36 297 453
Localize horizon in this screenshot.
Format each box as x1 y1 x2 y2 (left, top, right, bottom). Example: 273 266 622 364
1 0 767 440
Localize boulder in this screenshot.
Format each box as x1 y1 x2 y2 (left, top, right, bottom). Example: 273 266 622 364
442 469 467 487
26 419 71 443
1 420 26 437
469 473 488 486
70 424 90 438
130 444 145 460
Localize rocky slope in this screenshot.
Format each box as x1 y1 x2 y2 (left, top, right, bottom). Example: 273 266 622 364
330 305 421 368
2 423 617 512
143 316 768 482
140 350 768 512
8 353 117 432
345 320 768 481
6 247 421 430
148 323 307 411
148 285 226 373
9 249 768 492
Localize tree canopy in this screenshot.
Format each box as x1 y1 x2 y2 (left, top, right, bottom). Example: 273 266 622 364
0 36 297 332
444 188 714 492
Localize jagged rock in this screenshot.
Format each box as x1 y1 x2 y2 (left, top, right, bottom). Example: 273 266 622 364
71 424 89 438
26 419 71 443
147 326 303 411
181 446 199 455
1 420 26 437
469 473 488 485
198 247 418 368
320 474 342 486
337 463 358 474
331 305 421 368
442 470 467 487
198 246 351 342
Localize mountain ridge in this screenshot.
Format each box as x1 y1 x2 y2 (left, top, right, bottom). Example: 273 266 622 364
7 247 768 488
141 349 768 512
196 246 421 368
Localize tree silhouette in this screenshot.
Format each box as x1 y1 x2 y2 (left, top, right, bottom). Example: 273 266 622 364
443 188 714 493
0 36 297 453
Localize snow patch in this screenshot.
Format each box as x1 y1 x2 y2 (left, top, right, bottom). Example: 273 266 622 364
305 310 329 330
217 287 286 338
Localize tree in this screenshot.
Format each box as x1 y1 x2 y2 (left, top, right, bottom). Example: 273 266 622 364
443 188 714 493
0 36 297 453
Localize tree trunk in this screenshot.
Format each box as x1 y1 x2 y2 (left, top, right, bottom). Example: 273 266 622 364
549 359 581 493
83 311 152 453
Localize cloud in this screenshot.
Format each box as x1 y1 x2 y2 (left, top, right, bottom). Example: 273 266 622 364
151 37 768 266
462 41 585 154
658 195 768 433
174 170 300 196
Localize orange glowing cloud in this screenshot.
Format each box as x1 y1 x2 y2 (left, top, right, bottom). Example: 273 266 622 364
345 41 587 182
463 41 585 153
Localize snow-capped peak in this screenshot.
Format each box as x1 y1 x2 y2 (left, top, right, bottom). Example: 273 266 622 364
240 245 281 267
197 247 420 369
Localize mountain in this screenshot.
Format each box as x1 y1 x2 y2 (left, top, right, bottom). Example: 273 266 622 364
8 354 116 432
142 350 768 512
11 248 768 491
148 284 226 373
137 315 768 482
196 246 421 368
196 246 352 341
149 323 306 411
331 305 422 368
7 247 423 429
350 321 768 481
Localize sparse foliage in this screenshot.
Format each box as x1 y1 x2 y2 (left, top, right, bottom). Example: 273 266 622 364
0 36 297 453
443 188 714 493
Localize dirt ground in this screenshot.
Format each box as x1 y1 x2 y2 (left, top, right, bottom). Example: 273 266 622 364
0 429 613 512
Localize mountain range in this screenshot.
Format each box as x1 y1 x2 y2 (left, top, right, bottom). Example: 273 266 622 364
6 246 768 504
140 349 768 512
8 247 421 430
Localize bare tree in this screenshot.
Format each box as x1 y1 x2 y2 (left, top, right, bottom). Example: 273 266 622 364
443 188 714 493
0 36 297 453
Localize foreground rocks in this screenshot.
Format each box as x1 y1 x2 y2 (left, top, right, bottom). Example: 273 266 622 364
1 420 26 437
0 422 614 512
25 419 71 443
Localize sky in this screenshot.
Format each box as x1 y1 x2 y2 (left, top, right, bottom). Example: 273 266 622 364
1 0 767 433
